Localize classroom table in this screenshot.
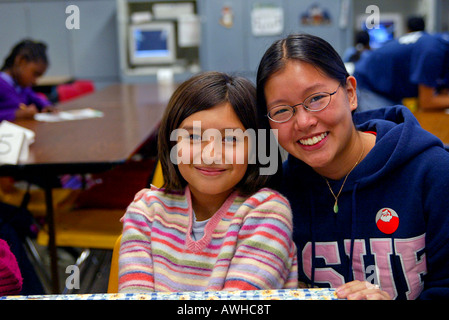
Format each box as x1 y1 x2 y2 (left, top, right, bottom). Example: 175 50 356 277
0 288 338 300
0 83 176 293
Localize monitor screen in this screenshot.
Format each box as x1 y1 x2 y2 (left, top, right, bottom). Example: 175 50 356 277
357 13 404 49
362 20 395 49
129 22 176 65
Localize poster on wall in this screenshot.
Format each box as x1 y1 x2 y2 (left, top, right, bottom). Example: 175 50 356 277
300 3 332 25
251 4 284 36
219 4 234 28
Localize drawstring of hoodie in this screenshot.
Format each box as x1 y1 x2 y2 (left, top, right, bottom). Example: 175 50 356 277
348 183 359 282
310 181 360 287
310 194 316 287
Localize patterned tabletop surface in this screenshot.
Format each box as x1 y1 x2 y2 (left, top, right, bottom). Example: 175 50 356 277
0 288 338 300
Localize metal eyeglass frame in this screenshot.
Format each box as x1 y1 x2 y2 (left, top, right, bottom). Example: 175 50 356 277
267 84 341 123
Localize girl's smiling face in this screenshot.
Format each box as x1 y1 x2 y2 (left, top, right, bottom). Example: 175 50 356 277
264 60 357 176
176 102 249 201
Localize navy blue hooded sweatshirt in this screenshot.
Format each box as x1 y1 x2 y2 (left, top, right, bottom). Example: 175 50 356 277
281 105 449 300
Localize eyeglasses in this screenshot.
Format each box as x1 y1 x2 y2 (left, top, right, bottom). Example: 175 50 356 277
266 84 341 123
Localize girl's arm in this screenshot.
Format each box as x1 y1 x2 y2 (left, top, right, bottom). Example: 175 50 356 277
0 89 41 120
0 95 23 121
24 88 52 111
118 199 155 293
223 191 298 290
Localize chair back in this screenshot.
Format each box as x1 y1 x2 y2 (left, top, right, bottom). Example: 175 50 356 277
107 160 164 293
107 234 122 293
57 80 95 102
151 160 164 188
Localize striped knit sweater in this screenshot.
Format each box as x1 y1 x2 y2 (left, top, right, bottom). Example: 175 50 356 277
118 186 298 292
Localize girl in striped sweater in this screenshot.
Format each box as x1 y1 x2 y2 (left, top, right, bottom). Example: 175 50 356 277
118 72 298 292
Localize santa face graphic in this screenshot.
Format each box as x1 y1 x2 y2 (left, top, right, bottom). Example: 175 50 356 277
375 208 399 234
381 209 393 222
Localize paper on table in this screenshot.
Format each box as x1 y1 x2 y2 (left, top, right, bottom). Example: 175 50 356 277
34 108 104 122
0 121 35 164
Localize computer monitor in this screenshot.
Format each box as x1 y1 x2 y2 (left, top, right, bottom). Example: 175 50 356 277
128 22 176 66
357 13 404 49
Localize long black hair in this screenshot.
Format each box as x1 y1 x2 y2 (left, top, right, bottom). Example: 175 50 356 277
1 39 49 71
256 34 349 113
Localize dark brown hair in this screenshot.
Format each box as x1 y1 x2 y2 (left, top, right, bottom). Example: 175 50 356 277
158 71 281 196
1 39 48 71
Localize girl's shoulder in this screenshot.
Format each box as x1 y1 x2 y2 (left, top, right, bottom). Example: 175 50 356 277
138 185 187 205
128 186 189 220
236 187 292 215
0 74 15 91
234 188 293 227
242 187 290 204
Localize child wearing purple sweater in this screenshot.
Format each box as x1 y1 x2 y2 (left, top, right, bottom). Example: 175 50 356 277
0 39 55 121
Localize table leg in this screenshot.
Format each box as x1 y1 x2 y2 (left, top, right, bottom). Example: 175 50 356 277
44 186 60 293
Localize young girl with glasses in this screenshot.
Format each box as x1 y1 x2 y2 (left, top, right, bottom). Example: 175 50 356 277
257 33 449 300
118 71 297 293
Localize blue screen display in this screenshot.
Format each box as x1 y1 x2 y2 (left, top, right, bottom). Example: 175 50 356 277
134 30 169 57
363 21 395 49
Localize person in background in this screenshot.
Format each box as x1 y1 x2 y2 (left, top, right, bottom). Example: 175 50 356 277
0 239 22 296
0 39 56 121
343 30 371 63
118 71 297 292
256 33 449 300
0 201 44 295
0 40 66 201
354 16 449 111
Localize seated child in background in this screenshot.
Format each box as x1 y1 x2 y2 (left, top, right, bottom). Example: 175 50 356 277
0 239 22 296
118 71 298 292
0 39 56 121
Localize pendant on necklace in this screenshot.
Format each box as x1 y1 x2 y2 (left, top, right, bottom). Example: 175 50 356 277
333 202 339 214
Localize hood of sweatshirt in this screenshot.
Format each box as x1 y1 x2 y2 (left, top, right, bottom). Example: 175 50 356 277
352 106 443 184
